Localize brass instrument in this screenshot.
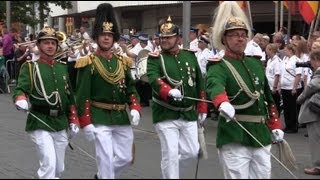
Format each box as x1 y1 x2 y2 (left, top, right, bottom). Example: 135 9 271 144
17 40 37 47
54 38 85 60
56 31 67 43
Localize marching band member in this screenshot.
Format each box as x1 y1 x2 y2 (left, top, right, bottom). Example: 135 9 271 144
147 16 207 179
74 3 141 179
12 26 80 179
206 1 284 179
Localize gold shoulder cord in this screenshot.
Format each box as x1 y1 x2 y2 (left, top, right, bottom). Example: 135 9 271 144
28 62 34 92
91 55 125 84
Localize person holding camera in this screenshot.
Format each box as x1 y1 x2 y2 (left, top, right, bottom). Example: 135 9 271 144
297 49 320 175
280 43 303 133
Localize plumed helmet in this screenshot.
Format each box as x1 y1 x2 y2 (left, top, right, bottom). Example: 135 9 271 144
224 16 248 32
92 3 120 41
159 16 180 37
37 26 58 43
211 1 251 50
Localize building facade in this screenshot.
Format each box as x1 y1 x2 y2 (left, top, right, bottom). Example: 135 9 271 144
47 1 310 38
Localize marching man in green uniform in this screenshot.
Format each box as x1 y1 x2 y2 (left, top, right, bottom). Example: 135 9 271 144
206 1 284 179
12 26 80 179
147 16 208 179
74 3 141 179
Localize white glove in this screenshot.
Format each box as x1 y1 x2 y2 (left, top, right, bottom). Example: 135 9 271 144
83 124 96 142
130 109 140 126
198 113 207 125
68 123 79 139
15 99 29 111
168 89 183 101
272 129 284 142
219 102 235 121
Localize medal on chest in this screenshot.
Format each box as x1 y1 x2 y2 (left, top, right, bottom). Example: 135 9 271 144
186 63 194 87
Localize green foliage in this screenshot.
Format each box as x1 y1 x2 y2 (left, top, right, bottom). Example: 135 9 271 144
0 1 72 27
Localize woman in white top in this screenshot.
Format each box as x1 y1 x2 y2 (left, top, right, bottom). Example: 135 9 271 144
295 40 311 87
280 44 303 133
265 43 282 113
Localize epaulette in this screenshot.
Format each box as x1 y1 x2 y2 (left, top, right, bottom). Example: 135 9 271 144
74 54 93 68
114 53 134 70
207 57 222 63
148 51 161 57
26 60 33 63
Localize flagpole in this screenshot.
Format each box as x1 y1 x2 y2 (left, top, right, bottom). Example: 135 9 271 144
314 9 320 32
246 1 253 28
287 1 292 40
308 20 315 41
275 1 279 32
280 1 284 29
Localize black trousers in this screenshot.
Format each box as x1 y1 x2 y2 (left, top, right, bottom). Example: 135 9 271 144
136 80 152 105
281 88 303 131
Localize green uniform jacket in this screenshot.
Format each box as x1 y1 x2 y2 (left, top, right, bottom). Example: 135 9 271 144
12 60 75 132
206 56 275 148
75 53 140 126
147 50 205 124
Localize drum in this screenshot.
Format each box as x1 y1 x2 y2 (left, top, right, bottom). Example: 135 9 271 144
135 49 150 82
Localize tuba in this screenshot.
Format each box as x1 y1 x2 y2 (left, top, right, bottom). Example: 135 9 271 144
56 31 67 43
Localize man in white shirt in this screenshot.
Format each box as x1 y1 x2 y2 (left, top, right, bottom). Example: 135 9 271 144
244 33 264 61
79 26 91 41
197 35 213 77
189 27 200 54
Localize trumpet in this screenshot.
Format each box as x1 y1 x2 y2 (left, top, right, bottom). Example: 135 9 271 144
54 40 86 60
17 40 37 47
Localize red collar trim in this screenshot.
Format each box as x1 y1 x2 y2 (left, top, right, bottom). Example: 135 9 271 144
224 51 244 60
96 49 113 60
38 57 54 65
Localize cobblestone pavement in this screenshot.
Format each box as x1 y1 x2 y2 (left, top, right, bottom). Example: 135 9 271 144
0 94 318 179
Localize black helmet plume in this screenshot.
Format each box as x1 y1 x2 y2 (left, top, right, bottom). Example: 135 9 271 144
92 3 120 41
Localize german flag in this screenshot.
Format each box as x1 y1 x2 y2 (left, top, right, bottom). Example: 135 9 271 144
283 1 296 14
298 1 319 24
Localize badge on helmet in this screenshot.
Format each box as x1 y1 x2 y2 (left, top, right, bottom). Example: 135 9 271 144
159 16 180 37
37 26 58 43
92 3 120 41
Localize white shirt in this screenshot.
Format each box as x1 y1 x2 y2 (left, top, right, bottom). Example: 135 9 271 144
67 49 80 62
130 43 143 57
189 38 200 55
81 32 91 40
266 55 281 90
280 55 303 90
244 40 264 59
197 48 214 76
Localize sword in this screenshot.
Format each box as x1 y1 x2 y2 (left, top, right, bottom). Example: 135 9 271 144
219 111 298 179
27 110 74 150
25 110 96 160
183 96 212 103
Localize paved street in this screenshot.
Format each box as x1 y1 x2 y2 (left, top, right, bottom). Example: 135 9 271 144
0 93 319 179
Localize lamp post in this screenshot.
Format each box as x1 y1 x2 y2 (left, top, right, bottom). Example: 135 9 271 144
6 1 11 30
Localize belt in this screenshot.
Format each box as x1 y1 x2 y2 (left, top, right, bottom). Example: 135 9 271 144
31 105 64 117
91 101 126 111
152 97 194 112
235 114 266 124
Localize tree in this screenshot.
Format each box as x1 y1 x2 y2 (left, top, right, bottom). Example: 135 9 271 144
37 1 73 29
0 1 72 30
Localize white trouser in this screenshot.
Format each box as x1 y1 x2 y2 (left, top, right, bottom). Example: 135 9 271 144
154 119 199 179
94 125 134 179
29 129 69 179
218 143 271 179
